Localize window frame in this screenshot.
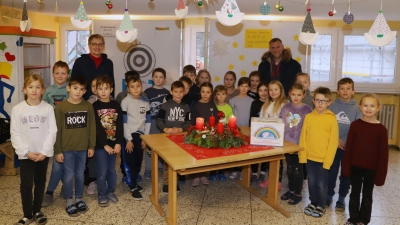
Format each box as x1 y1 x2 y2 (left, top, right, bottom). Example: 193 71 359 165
59 25 90 66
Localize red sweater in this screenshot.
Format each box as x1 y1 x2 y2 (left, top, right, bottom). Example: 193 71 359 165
342 119 388 186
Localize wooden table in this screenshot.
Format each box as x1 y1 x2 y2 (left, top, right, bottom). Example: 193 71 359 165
141 126 303 225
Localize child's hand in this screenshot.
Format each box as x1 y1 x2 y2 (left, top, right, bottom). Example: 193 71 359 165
338 138 345 150
164 128 172 134
35 153 46 162
172 127 183 134
88 149 94 157
55 153 64 163
114 144 121 154
104 145 114 155
141 141 146 149
27 152 39 161
126 141 134 153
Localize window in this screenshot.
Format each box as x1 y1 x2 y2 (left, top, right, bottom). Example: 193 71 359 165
184 25 209 73
310 34 332 82
60 25 90 70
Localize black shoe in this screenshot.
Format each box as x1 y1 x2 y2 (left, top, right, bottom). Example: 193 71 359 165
136 184 143 193
162 185 181 194
131 188 143 200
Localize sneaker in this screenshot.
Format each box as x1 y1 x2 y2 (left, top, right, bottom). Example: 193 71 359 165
250 174 258 183
218 173 227 181
137 174 143 183
162 185 181 194
335 201 345 212
229 172 238 180
200 176 209 185
209 175 217 181
259 180 282 190
288 194 302 205
87 182 97 195
131 188 143 200
42 194 53 207
107 192 119 203
98 196 109 207
257 174 265 182
280 191 293 201
311 206 326 218
135 184 143 193
304 203 316 216
192 178 200 187
14 217 33 225
144 170 151 180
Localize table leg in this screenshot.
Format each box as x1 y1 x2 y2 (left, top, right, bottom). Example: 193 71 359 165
260 159 290 218
149 152 165 217
236 165 259 197
165 168 177 225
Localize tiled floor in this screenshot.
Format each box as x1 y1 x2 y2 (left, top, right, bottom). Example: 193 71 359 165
1 148 400 225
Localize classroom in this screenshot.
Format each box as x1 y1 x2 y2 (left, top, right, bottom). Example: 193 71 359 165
0 0 400 224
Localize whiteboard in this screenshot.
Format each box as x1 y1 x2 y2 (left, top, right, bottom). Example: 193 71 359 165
93 20 182 93
208 20 308 86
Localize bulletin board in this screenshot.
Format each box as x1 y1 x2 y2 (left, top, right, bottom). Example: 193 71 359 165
208 20 307 85
93 20 182 93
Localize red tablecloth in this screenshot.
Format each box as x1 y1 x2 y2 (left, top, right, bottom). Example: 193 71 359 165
166 134 274 160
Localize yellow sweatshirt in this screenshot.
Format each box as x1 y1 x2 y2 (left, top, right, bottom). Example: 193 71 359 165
299 109 339 169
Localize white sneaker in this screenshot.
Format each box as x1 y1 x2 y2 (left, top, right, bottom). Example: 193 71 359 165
87 182 97 195
229 172 238 180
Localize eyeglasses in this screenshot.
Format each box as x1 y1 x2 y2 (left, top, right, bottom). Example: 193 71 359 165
90 43 104 47
314 99 330 104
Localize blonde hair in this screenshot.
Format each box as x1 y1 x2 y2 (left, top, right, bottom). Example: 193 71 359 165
296 72 310 81
196 69 211 85
23 74 45 100
360 93 381 107
261 80 287 116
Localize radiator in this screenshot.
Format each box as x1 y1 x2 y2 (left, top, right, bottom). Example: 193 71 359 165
377 104 396 139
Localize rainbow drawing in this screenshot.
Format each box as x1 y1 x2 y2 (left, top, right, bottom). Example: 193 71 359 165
253 126 281 140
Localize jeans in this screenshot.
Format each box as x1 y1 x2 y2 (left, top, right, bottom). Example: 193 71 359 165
125 133 144 189
19 158 49 219
306 160 329 208
95 149 117 197
63 150 87 199
285 154 303 195
46 158 63 192
348 166 375 225
327 148 351 201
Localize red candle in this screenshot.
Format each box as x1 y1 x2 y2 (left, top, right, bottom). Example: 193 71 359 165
217 122 224 133
228 115 237 128
209 115 216 126
196 117 204 130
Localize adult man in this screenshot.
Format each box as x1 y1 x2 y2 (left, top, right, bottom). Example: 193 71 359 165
71 34 114 100
258 38 302 96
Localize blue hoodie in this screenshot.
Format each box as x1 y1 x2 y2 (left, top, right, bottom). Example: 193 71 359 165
329 98 362 145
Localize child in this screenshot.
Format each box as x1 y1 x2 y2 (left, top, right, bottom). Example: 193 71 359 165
143 68 169 180
157 81 191 193
191 82 218 186
342 93 388 225
41 61 70 207
183 64 200 101
87 77 100 104
258 80 287 188
164 76 195 107
121 76 151 200
248 71 260 100
196 69 211 87
54 76 96 217
210 85 233 181
224 71 239 103
93 75 123 207
299 87 338 218
228 77 254 180
279 83 312 205
327 78 362 211
296 73 313 109
249 81 269 183
11 74 57 225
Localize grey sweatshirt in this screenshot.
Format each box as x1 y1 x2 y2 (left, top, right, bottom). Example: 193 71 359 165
156 99 191 132
329 98 362 145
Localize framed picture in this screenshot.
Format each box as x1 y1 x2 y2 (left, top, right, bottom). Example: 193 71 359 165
11 9 21 20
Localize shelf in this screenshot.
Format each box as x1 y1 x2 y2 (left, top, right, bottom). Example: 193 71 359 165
24 66 51 70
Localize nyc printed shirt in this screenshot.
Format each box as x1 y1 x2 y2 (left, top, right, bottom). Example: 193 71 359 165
144 87 169 119
93 100 124 149
54 100 96 155
10 101 57 159
121 94 151 141
42 83 69 108
156 99 191 132
279 102 312 144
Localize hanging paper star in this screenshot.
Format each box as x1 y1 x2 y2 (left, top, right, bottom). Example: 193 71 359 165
252 60 258 66
241 70 247 76
293 34 299 41
239 54 245 61
211 38 230 58
232 42 238 48
285 46 291 49
228 63 234 70
214 76 220 82
295 56 302 62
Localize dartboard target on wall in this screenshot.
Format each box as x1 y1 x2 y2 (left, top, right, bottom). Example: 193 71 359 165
123 44 156 78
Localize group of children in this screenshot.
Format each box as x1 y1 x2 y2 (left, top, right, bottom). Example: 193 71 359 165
10 61 388 225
